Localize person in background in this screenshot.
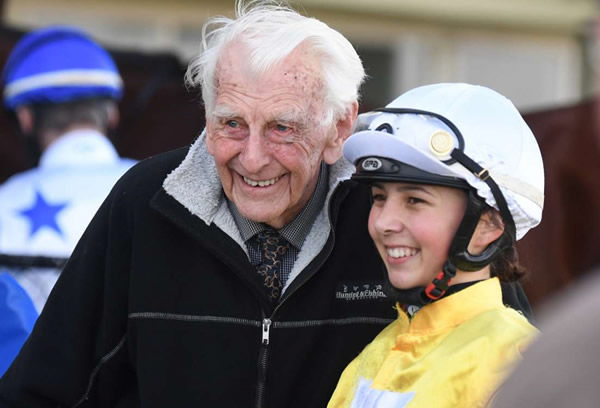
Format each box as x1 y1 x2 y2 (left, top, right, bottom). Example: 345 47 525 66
0 26 136 313
0 2 533 407
0 272 37 376
491 268 600 408
328 83 544 408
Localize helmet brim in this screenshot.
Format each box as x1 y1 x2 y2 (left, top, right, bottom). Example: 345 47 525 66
344 129 462 181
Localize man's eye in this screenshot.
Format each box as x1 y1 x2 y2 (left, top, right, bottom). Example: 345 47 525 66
226 120 239 128
275 124 291 133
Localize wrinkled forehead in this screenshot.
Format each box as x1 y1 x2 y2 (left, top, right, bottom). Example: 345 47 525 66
216 41 324 95
214 42 327 120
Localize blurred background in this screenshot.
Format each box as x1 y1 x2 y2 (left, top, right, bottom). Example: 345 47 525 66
1 0 599 310
4 0 599 110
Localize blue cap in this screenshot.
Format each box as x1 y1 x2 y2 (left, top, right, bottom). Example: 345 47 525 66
2 26 123 110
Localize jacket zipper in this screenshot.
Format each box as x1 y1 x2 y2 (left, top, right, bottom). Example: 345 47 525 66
261 318 272 345
253 185 348 408
253 315 393 408
255 317 272 408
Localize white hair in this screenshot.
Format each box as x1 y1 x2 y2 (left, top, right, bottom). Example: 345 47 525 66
184 0 365 125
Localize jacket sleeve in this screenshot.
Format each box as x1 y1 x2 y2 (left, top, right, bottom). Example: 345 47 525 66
0 273 38 377
0 182 135 408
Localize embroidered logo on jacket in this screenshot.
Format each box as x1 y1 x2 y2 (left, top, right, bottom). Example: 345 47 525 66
336 282 387 301
351 377 415 408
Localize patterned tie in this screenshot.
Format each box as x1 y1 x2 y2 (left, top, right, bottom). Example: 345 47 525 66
255 229 290 301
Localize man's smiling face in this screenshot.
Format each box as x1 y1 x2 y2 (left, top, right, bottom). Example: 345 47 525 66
206 41 342 228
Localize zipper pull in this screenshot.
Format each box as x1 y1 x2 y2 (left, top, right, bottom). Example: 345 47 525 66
262 318 272 345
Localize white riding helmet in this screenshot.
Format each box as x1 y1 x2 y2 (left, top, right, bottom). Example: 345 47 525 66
345 82 544 241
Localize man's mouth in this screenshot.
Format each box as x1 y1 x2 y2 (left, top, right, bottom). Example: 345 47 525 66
242 175 280 187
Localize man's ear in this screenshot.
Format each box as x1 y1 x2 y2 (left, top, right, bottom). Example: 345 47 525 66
468 210 505 255
15 106 34 134
323 101 358 164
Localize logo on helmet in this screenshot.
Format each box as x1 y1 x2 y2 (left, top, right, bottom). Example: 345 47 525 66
361 158 383 171
429 130 454 157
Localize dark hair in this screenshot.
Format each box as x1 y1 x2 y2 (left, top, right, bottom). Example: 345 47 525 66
32 97 116 135
490 245 526 282
486 208 526 282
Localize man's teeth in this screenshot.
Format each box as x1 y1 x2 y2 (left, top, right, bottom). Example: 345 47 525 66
387 247 417 258
243 175 280 187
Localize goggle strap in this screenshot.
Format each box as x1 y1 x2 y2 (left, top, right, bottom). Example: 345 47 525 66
450 148 516 239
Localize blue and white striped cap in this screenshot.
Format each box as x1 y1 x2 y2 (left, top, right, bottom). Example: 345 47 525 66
2 26 123 110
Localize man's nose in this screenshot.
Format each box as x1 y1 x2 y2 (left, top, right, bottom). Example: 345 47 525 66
239 128 270 172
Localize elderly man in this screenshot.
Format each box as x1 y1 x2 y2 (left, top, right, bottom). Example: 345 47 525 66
0 2 531 407
0 2 395 407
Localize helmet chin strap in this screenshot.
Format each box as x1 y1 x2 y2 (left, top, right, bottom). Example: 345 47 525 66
381 260 458 307
418 147 517 304
420 190 486 304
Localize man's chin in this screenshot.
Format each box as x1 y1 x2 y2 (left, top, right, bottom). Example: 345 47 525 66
236 204 286 227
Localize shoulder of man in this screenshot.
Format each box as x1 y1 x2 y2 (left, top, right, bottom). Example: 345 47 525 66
112 146 190 191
